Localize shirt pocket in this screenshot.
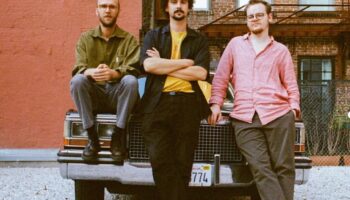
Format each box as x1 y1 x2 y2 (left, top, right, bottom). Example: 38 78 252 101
113 54 126 68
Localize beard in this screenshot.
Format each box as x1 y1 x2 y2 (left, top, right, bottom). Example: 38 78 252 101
171 10 186 21
99 16 117 28
251 27 263 35
249 23 264 35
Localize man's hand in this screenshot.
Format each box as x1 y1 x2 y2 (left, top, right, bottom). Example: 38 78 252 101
84 64 120 82
208 104 222 125
143 47 195 75
146 47 160 58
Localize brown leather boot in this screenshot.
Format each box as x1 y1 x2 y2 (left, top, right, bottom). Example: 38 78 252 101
82 126 101 161
110 127 126 163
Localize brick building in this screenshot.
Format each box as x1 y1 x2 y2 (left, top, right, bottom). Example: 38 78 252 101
143 0 350 156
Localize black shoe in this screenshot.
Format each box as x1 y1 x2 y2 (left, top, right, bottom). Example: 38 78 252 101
110 127 125 163
82 126 101 161
82 140 101 161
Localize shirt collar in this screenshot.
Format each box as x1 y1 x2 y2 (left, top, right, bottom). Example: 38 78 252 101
91 25 127 39
243 33 275 42
162 24 197 38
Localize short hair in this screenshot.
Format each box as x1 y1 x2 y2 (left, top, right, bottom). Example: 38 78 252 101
161 0 194 12
96 0 120 10
244 0 272 15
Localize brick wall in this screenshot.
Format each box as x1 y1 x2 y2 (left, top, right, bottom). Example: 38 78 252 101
285 37 341 79
188 0 350 28
0 0 141 148
189 0 236 29
346 36 350 80
335 82 350 116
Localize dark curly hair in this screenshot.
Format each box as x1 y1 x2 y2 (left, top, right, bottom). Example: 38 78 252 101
161 0 194 12
244 0 272 15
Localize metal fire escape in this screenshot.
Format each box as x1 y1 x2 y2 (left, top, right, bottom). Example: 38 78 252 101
198 1 350 38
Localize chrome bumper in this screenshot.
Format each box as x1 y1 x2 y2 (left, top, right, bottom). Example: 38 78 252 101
58 149 311 186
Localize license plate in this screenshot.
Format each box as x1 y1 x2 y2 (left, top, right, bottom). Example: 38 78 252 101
189 164 212 186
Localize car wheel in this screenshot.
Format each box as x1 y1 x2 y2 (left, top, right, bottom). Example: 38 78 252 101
75 180 104 200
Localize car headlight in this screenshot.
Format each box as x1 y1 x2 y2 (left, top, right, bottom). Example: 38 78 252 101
71 122 86 137
97 123 115 138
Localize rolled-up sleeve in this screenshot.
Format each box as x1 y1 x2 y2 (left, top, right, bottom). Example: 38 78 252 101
139 30 154 74
193 36 210 72
279 47 301 117
209 40 234 107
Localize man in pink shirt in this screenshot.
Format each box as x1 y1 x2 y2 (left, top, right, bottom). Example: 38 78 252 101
208 1 300 200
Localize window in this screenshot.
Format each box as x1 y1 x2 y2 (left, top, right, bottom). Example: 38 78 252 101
193 0 211 11
299 57 333 81
299 57 335 134
299 0 335 11
237 0 273 10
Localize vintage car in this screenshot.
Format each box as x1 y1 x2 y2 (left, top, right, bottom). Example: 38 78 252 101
57 77 312 200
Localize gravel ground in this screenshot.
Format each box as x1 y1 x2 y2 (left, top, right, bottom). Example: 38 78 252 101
294 167 350 200
0 166 349 200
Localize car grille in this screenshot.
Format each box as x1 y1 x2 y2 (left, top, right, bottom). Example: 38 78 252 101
295 127 301 143
65 112 304 163
128 121 243 163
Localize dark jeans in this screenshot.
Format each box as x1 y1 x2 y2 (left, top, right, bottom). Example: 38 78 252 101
232 111 295 200
142 92 200 200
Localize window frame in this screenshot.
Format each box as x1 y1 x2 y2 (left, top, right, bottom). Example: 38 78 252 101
298 56 335 82
193 0 211 11
298 0 335 11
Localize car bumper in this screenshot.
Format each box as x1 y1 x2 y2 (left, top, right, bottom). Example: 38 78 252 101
58 149 312 187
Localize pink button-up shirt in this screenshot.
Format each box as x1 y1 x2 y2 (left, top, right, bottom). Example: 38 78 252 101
210 34 300 125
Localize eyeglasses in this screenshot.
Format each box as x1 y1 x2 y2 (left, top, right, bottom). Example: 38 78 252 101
247 13 266 21
98 4 117 11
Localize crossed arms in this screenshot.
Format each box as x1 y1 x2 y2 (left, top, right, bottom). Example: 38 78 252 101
143 47 207 81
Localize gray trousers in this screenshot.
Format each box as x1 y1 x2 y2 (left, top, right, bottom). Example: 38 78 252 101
232 111 295 200
70 74 139 129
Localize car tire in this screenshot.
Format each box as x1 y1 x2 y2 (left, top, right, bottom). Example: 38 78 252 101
75 180 104 200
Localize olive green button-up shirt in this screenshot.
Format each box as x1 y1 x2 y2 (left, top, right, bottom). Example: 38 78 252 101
72 26 140 79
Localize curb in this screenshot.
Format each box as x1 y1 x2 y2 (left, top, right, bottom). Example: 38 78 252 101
0 149 59 168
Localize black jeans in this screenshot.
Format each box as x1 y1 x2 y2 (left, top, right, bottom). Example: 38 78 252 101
142 92 200 200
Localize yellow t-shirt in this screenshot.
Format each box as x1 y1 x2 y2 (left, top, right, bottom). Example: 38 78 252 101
197 80 211 103
163 31 194 93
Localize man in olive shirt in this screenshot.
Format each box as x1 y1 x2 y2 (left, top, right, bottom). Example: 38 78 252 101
70 0 140 162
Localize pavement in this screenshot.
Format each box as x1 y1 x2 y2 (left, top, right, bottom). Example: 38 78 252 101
0 163 349 200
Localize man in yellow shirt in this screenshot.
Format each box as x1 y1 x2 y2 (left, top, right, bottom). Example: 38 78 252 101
138 0 210 199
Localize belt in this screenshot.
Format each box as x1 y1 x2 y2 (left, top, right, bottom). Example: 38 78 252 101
162 91 195 96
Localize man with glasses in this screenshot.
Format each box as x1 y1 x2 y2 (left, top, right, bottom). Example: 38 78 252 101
208 0 300 199
70 0 140 163
139 0 210 199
